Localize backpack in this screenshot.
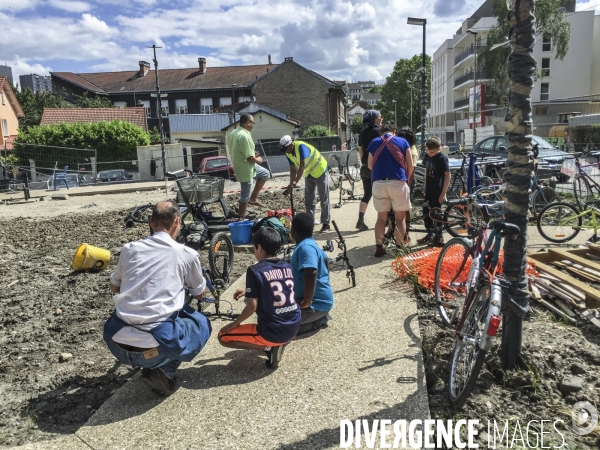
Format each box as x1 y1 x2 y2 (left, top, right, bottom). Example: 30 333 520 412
252 217 292 244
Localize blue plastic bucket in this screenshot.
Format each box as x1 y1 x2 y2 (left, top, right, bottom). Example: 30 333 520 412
228 221 254 245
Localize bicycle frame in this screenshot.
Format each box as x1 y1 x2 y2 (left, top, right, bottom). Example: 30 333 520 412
556 205 600 233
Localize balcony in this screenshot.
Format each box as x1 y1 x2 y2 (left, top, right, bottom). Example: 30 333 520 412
454 96 470 110
454 44 486 66
454 69 489 89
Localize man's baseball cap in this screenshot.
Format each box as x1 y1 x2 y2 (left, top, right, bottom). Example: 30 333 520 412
279 135 293 151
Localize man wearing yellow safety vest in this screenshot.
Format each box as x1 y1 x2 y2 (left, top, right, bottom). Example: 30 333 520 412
280 135 330 232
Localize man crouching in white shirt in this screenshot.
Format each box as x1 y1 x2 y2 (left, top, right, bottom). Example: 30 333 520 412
104 201 211 396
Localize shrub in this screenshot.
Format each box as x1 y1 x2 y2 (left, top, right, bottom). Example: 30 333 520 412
302 125 333 138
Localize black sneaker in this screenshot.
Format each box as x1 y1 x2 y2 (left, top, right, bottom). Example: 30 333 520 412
417 233 434 244
355 218 369 231
320 224 331 233
430 236 445 247
265 343 288 369
141 368 175 396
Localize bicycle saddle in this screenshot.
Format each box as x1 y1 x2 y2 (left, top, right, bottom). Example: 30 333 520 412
490 219 520 235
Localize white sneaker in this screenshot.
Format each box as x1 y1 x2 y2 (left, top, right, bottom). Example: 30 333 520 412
314 219 321 225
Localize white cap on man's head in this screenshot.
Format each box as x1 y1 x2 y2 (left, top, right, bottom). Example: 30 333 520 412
279 135 293 149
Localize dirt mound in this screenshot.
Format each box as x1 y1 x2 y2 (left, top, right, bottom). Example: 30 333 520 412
0 209 255 447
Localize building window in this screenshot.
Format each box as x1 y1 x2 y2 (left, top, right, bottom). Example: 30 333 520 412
220 97 232 107
200 98 213 114
114 101 126 108
541 58 550 77
1 119 8 137
139 100 151 118
540 83 549 101
542 35 551 52
0 92 4 105
238 96 252 103
175 99 188 114
161 99 169 117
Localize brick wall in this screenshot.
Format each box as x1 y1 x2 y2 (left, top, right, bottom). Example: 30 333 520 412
252 61 335 132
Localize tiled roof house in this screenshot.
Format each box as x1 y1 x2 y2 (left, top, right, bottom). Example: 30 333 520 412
0 76 25 150
51 56 346 141
40 107 148 130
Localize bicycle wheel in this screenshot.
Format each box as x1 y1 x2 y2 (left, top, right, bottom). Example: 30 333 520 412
208 232 234 277
130 204 153 223
478 176 495 187
327 154 342 192
434 238 472 328
448 284 490 408
573 174 595 209
346 149 362 182
444 204 484 238
536 201 582 243
474 187 503 204
531 186 560 219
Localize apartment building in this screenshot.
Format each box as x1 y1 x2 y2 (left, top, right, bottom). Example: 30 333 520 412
429 0 599 145
19 74 53 93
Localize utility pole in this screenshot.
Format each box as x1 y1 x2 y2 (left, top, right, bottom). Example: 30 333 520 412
148 44 167 180
407 17 427 154
231 84 237 128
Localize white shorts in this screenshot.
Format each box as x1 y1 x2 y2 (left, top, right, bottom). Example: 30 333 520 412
372 180 411 212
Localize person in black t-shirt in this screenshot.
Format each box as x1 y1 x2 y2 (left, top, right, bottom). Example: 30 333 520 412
417 137 451 246
218 227 301 369
356 109 382 231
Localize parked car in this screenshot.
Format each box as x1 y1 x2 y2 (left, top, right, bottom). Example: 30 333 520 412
95 169 133 183
47 173 87 189
199 156 235 180
473 135 570 181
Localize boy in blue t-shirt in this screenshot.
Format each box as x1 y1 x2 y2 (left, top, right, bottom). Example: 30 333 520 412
218 228 300 369
290 212 334 334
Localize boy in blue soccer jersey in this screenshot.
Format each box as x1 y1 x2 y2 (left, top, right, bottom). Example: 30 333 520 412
290 212 334 334
218 227 300 369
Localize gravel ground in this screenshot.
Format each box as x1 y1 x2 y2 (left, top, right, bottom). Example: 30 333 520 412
0 188 305 448
414 283 600 448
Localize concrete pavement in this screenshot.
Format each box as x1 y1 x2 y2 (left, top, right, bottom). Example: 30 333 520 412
15 190 430 449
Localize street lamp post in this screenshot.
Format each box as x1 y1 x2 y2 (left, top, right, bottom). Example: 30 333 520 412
408 17 427 154
392 100 397 125
466 29 478 149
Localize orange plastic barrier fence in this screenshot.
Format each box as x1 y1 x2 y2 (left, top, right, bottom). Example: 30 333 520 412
392 248 536 294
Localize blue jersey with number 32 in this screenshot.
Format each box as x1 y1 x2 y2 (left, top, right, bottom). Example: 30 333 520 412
246 258 301 343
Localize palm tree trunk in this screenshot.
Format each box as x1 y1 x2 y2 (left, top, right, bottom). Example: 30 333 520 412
501 0 535 370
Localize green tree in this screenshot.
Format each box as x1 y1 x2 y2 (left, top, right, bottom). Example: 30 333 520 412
14 120 151 162
369 85 383 94
76 92 114 108
479 0 571 106
349 116 364 135
13 86 71 131
302 125 334 138
379 54 431 132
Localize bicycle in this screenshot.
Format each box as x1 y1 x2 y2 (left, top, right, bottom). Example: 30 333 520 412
473 144 560 220
446 151 496 199
431 194 505 239
328 152 363 207
433 219 520 408
186 255 235 318
536 200 600 243
568 150 600 209
322 220 356 287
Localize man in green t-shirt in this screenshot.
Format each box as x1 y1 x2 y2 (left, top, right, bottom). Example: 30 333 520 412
228 113 271 218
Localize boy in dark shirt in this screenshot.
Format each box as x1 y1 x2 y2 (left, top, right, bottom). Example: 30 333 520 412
218 228 301 369
417 137 451 246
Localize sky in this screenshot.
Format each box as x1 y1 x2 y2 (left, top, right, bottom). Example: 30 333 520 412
1 0 599 86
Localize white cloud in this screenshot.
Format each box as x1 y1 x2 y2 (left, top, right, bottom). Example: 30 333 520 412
5 0 491 83
48 0 91 13
0 0 39 12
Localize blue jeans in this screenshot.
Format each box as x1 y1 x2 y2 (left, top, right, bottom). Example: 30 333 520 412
105 338 180 379
240 164 271 203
